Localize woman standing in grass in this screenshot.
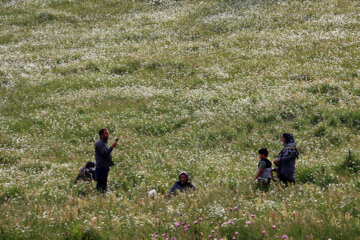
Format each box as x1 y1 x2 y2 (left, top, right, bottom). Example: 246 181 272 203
273 133 299 187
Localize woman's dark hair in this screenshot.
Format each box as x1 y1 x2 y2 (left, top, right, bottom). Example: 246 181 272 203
99 128 107 136
85 161 95 169
282 133 295 144
258 148 268 157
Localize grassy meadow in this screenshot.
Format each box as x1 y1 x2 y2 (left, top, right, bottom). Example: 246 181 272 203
0 0 360 239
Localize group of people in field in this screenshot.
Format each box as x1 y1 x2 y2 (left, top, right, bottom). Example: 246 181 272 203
253 132 299 191
75 129 299 195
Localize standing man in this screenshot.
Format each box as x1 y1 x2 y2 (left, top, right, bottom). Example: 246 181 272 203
95 129 118 192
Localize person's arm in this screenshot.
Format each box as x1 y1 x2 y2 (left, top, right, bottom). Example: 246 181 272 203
279 148 297 162
254 168 264 181
189 182 196 191
96 141 114 156
274 148 294 163
271 169 276 181
168 184 177 197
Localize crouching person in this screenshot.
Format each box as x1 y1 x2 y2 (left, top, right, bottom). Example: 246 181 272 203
168 171 196 197
75 161 96 183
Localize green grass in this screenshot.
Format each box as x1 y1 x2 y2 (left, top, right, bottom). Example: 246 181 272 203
0 0 359 239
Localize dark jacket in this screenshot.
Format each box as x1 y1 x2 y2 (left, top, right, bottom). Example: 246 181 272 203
95 138 114 168
168 172 196 197
276 133 299 180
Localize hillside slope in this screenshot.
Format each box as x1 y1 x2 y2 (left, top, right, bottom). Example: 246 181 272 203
0 0 359 239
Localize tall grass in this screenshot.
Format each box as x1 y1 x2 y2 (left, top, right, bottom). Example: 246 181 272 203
0 0 359 239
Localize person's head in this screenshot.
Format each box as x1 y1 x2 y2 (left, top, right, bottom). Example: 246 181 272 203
85 161 95 169
282 133 295 145
99 128 109 140
258 148 268 159
179 172 189 184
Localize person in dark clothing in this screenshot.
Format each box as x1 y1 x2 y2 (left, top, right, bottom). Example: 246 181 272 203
95 128 118 192
274 133 299 187
254 148 276 191
75 161 96 183
168 172 196 197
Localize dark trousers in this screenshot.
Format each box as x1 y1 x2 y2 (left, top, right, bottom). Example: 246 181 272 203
95 167 110 192
256 178 271 192
278 173 295 187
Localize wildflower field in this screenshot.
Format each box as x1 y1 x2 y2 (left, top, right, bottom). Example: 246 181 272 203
0 0 359 239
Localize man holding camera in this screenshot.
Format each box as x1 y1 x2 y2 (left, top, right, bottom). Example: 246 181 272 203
95 129 118 192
